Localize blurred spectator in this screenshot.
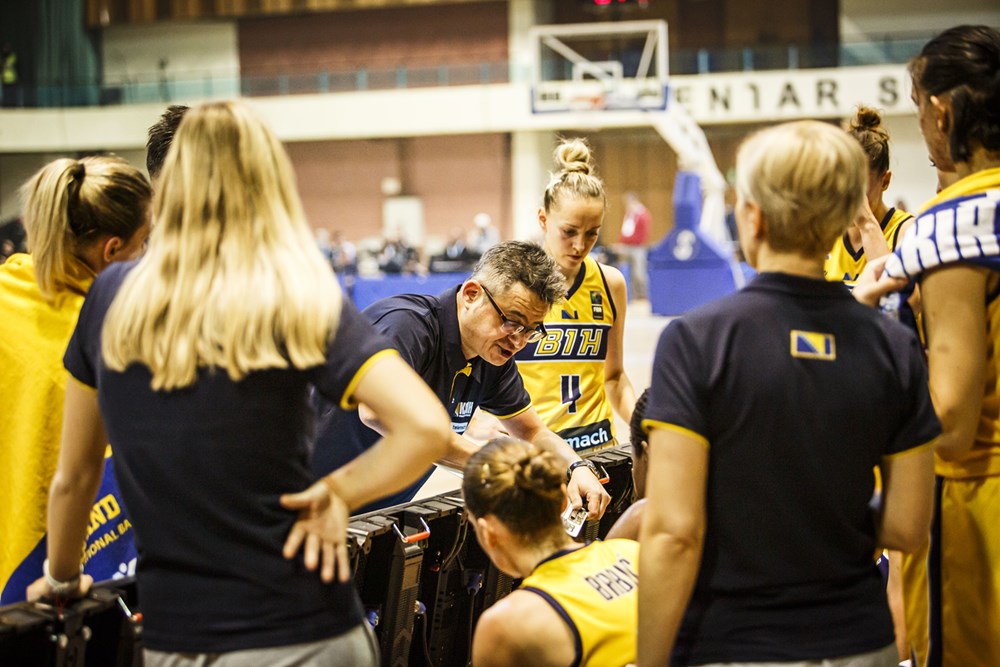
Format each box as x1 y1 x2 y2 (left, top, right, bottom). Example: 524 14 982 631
330 230 357 277
467 212 500 258
1 43 19 108
617 192 651 300
315 228 334 266
430 227 476 273
0 240 14 265
0 218 26 264
377 228 421 274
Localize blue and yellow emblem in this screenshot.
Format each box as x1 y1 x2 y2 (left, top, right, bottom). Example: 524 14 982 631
790 330 836 360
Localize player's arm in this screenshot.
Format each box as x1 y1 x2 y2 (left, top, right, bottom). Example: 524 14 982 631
27 379 105 601
638 425 708 666
500 407 611 519
601 263 637 424
885 551 908 661
606 498 646 541
472 591 576 667
878 444 934 552
921 265 989 460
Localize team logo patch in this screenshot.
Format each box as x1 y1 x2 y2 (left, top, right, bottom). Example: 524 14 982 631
590 290 604 320
790 330 836 360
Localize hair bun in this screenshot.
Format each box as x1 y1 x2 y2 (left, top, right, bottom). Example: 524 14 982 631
555 138 593 175
511 450 564 504
850 105 884 133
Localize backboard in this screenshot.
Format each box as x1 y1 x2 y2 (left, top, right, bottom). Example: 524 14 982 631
528 20 669 113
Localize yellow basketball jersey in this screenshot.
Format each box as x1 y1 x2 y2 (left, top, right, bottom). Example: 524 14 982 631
520 539 638 667
515 256 616 452
824 207 913 287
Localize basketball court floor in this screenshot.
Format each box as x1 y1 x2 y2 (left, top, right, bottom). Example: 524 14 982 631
414 298 674 500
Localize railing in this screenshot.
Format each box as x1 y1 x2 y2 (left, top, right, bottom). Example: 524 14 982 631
0 35 932 109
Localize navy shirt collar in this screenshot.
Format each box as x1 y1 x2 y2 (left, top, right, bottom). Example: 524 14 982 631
747 271 853 299
438 286 484 382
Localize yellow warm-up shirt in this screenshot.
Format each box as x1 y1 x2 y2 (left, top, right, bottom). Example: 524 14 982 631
520 539 639 667
516 256 617 452
0 254 94 593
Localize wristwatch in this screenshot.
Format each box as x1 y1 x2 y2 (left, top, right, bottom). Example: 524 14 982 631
567 459 602 483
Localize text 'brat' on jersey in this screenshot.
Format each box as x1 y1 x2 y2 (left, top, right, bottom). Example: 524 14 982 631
514 323 611 362
584 557 638 601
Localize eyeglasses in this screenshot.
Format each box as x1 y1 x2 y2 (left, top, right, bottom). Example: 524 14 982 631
480 285 547 343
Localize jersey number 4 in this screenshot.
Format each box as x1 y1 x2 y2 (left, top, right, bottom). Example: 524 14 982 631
561 374 581 414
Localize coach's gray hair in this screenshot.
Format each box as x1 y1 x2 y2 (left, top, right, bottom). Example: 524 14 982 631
471 241 565 307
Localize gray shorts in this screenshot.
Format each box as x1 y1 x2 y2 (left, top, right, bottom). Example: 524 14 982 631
697 642 898 667
144 623 379 667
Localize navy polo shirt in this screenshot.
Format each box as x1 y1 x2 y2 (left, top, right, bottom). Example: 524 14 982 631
62 261 394 653
643 272 940 664
312 286 532 511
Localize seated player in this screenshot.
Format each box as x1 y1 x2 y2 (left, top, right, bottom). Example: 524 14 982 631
605 388 649 541
464 436 638 667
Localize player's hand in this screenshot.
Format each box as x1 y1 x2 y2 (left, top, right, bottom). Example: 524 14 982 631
280 479 351 583
26 573 93 603
567 467 611 520
854 254 908 308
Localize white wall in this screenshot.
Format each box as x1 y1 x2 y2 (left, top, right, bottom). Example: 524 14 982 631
101 22 240 104
1 149 146 222
883 115 939 216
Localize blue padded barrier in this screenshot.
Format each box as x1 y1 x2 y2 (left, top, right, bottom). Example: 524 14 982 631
647 171 745 316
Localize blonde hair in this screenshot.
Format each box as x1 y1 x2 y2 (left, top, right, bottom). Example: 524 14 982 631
462 437 565 541
736 121 867 256
20 156 151 300
102 101 342 391
846 105 891 176
542 138 607 214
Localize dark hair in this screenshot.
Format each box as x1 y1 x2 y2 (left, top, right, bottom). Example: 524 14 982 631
471 240 565 307
543 138 607 214
462 437 565 540
629 388 650 462
910 25 1000 164
146 105 189 178
847 105 891 177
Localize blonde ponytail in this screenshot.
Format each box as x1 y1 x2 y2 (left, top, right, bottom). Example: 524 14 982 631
20 156 151 300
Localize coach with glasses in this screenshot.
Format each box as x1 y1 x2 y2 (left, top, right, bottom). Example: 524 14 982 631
313 241 611 517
